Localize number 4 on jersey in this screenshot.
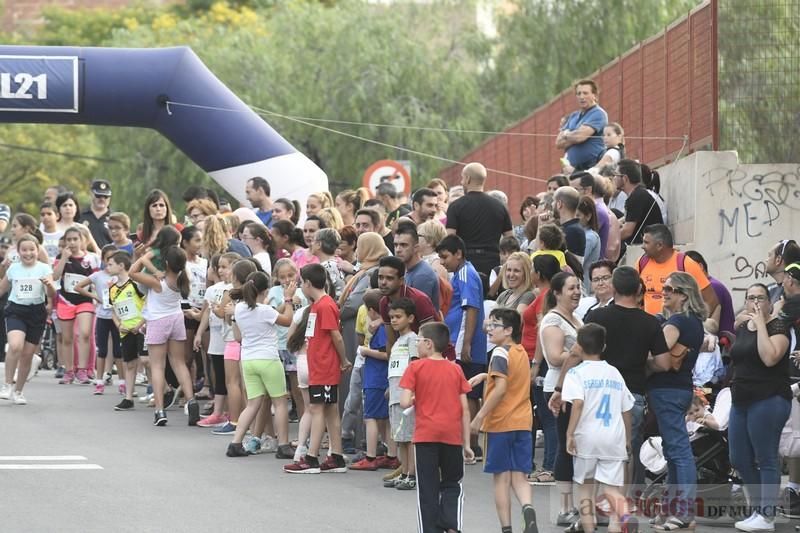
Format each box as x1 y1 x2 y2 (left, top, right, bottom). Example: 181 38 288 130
595 393 612 427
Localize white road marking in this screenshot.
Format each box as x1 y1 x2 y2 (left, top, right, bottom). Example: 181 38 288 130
0 456 88 461
0 464 103 470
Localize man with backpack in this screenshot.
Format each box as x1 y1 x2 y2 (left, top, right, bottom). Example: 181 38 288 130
637 224 719 321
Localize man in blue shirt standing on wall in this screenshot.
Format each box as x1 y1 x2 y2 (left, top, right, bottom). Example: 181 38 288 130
556 79 608 171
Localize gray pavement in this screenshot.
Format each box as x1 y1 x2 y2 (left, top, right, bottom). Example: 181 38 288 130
1 366 798 533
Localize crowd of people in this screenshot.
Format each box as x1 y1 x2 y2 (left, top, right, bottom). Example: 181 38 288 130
1 79 800 533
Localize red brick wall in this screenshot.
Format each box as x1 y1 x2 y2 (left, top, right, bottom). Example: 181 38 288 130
440 1 716 221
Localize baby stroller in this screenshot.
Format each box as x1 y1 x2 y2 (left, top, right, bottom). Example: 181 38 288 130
37 319 58 371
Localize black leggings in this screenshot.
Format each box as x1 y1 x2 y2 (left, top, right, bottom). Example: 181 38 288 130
546 391 574 482
210 354 227 395
95 317 121 358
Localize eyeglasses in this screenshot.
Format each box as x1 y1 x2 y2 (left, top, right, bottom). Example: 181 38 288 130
662 285 683 294
486 322 506 330
745 295 768 302
591 275 612 283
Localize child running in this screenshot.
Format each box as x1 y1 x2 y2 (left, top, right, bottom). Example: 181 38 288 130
225 272 296 457
53 225 101 385
130 245 200 427
399 322 474 533
0 235 56 404
75 244 121 395
563 323 637 533
284 263 352 474
469 308 539 533
384 297 419 490
108 251 146 411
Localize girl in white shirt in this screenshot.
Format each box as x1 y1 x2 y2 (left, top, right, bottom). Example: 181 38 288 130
226 271 295 458
130 246 199 427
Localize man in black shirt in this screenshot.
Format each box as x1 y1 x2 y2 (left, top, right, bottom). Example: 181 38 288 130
446 162 513 293
585 266 669 493
554 186 586 259
376 182 410 228
81 179 112 248
615 159 663 245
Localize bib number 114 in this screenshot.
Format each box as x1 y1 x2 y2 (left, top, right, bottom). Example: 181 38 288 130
1 73 47 100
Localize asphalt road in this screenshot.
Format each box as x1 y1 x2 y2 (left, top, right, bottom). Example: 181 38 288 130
1 365 798 533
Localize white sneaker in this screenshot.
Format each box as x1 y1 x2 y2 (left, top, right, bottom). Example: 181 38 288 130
28 354 42 382
12 391 27 405
0 383 13 400
736 513 774 532
139 392 154 404
261 435 279 453
135 373 148 385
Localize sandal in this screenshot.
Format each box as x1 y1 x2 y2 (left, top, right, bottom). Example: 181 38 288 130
563 519 585 533
528 470 555 484
652 516 695 531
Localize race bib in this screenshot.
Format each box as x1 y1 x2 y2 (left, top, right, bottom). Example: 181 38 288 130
63 273 86 294
101 287 111 309
113 298 138 321
388 346 410 378
189 281 205 306
14 278 44 302
305 312 317 337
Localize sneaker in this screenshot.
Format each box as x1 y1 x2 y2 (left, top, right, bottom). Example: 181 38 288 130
12 391 26 405
735 513 773 532
382 465 403 482
59 370 75 385
244 437 262 455
350 457 379 471
0 383 13 400
779 487 800 518
55 366 65 379
376 455 401 470
276 444 296 459
114 399 135 411
473 444 484 462
76 369 91 385
384 474 404 488
27 354 41 382
288 407 299 423
395 476 416 490
197 413 228 428
522 504 538 533
556 509 579 526
320 454 347 473
261 436 279 454
163 389 177 410
212 422 237 435
93 383 105 395
186 399 200 426
105 372 113 385
226 443 251 457
118 383 126 396
153 410 167 426
284 456 321 474
139 392 154 404
201 403 214 417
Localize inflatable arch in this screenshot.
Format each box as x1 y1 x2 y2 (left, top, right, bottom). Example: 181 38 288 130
0 45 327 205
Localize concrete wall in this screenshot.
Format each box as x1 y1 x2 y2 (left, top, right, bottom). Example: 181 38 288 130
657 151 799 301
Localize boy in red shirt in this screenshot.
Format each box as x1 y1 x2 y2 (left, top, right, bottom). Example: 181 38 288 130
284 264 352 474
400 322 473 533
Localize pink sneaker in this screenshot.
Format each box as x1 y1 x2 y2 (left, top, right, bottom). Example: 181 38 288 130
118 383 126 396
197 413 228 428
93 383 105 395
59 370 75 385
76 369 91 385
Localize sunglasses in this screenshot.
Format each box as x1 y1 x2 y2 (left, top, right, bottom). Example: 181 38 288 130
662 285 683 295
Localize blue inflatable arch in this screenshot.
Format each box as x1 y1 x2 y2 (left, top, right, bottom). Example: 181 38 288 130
0 45 327 205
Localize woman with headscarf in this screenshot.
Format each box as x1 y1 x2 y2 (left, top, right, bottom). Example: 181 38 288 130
338 232 391 451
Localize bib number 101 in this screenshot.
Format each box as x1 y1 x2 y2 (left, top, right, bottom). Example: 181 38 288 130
1 73 47 100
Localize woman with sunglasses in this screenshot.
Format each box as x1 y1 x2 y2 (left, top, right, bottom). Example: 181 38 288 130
646 272 706 531
727 283 792 532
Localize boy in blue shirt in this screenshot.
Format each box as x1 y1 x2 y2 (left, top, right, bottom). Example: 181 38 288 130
436 234 487 461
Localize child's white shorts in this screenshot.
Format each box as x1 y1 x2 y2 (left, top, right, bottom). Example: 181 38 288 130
572 457 624 487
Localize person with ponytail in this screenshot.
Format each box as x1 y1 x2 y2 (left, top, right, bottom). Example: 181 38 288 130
270 220 307 267
130 245 199 427
225 272 296 458
272 198 301 225
335 189 369 227
306 191 333 217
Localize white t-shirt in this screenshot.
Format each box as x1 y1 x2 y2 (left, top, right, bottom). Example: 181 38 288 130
89 270 117 319
41 230 63 262
143 279 183 321
388 331 418 405
184 257 208 309
320 258 345 300
538 311 581 392
562 360 635 460
6 261 52 305
234 301 280 361
253 251 271 274
204 281 229 355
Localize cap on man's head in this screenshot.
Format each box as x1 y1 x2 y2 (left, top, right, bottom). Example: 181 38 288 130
0 235 11 246
91 180 112 197
786 263 800 282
